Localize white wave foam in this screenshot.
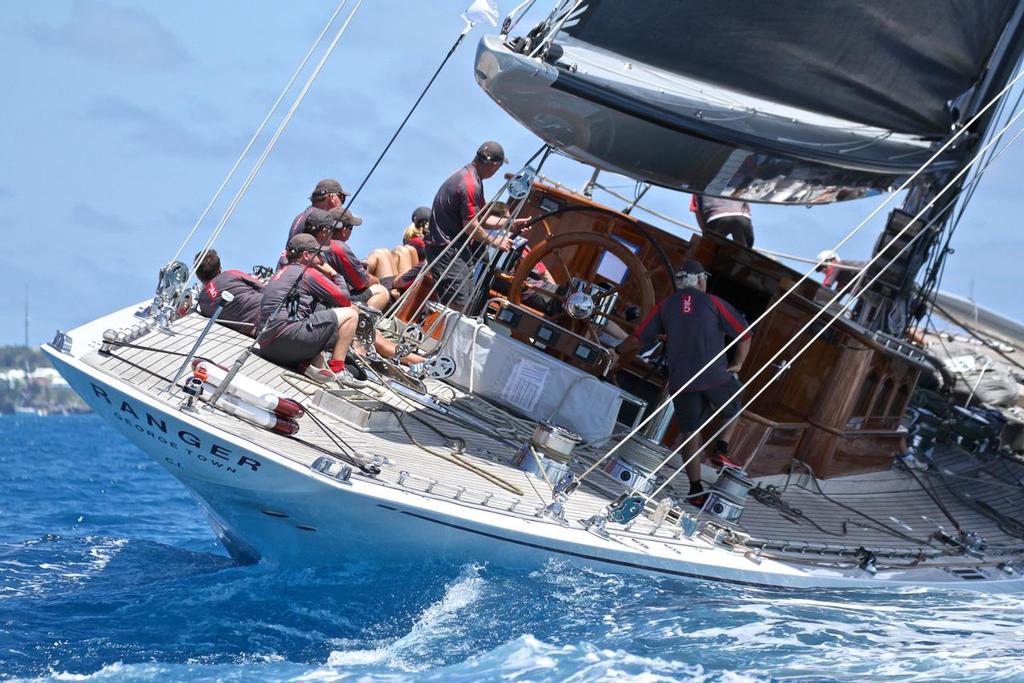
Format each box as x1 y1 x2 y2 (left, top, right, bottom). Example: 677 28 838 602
326 563 486 672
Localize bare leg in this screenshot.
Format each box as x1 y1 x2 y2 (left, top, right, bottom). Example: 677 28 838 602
373 332 425 366
330 307 358 361
366 248 397 280
393 244 418 274
365 283 390 310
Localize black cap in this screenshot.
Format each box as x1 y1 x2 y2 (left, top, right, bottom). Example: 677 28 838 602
411 206 431 224
328 207 362 228
287 233 323 258
303 208 335 233
476 141 507 165
310 178 346 201
675 259 706 277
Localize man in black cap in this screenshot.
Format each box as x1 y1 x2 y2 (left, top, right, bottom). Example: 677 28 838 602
286 178 348 247
424 141 514 309
257 233 360 384
615 259 752 505
194 249 264 338
319 207 390 310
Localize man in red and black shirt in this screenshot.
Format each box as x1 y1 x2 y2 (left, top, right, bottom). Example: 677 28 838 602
257 234 359 384
194 250 264 338
286 178 348 248
616 259 752 504
425 141 513 309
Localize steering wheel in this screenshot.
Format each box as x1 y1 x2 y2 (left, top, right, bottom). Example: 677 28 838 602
506 231 657 345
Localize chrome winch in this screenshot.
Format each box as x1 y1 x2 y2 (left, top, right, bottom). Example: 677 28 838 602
704 466 754 523
529 421 582 462
599 456 657 495
515 422 582 484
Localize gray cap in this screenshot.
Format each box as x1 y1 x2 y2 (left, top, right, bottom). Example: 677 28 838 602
287 233 323 258
476 141 507 164
411 206 431 223
303 208 335 233
328 206 363 228
310 178 346 201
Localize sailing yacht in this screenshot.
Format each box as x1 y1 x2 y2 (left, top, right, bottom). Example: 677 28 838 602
43 1 1024 591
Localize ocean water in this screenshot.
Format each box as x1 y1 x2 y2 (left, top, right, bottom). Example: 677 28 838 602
1 415 1022 682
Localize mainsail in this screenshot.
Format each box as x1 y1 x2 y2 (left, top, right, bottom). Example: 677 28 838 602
477 0 1024 203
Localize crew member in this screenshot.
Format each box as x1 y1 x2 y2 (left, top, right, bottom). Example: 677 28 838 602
321 207 391 309
424 141 513 310
194 249 264 337
615 259 752 505
286 178 348 247
257 233 359 385
817 250 866 292
691 194 755 248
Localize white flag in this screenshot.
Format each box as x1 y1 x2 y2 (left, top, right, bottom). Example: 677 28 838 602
462 0 498 27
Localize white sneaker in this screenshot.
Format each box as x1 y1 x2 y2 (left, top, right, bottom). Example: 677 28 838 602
303 365 337 384
337 367 368 388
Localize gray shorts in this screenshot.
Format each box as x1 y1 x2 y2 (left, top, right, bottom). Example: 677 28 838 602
258 309 339 367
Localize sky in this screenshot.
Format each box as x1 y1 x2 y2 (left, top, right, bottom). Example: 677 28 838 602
1 0 1022 346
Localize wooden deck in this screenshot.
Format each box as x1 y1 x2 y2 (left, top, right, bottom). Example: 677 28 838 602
82 313 1024 566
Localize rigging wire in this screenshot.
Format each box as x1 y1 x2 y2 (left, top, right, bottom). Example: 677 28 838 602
571 67 1024 492
189 0 364 283
171 0 350 267
346 16 479 211
634 108 1024 504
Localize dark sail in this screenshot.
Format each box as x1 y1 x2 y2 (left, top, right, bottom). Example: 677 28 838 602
562 0 1016 136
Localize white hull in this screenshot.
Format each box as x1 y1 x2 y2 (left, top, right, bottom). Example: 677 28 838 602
42 304 1024 592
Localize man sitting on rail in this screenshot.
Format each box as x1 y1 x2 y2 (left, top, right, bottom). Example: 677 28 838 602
194 249 264 338
257 233 360 385
614 259 751 506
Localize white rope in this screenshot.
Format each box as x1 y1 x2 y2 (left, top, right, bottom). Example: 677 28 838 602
575 66 1024 486
189 0 363 280
643 110 1024 503
172 0 349 267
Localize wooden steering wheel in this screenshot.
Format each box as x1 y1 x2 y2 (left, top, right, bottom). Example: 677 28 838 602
506 231 657 346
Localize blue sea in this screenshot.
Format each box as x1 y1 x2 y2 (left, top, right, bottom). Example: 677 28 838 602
1 415 1022 682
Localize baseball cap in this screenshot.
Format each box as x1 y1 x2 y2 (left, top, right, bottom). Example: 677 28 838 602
287 233 323 257
476 141 507 165
817 250 839 262
411 206 431 223
675 259 707 277
303 208 335 233
329 207 362 228
310 179 346 201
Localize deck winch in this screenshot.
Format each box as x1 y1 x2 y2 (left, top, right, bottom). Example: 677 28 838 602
705 466 754 523
514 422 582 484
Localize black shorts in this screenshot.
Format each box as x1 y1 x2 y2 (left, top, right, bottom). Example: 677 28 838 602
705 216 754 248
257 309 339 367
350 287 374 305
672 376 743 433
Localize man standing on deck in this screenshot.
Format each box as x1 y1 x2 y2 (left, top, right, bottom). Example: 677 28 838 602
691 194 755 248
286 179 349 247
257 233 360 385
424 141 514 310
614 259 752 505
194 249 264 338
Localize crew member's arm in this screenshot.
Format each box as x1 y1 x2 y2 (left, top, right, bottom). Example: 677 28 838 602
711 296 752 373
326 241 373 291
305 270 351 308
613 300 665 366
727 336 751 373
